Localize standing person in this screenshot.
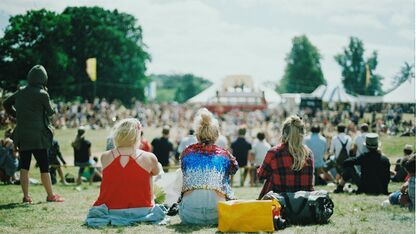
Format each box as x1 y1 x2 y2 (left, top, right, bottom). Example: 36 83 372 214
151 127 174 172
257 115 314 199
48 139 68 185
72 127 93 185
180 108 238 225
251 132 271 186
342 133 390 195
177 129 198 155
86 118 166 227
304 125 334 185
231 128 252 186
392 144 413 182
3 65 64 203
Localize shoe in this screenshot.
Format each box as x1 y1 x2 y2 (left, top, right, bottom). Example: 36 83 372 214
167 203 179 216
46 194 65 202
60 180 69 185
22 196 33 204
333 185 344 193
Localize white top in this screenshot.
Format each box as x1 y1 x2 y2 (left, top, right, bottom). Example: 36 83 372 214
177 135 198 154
252 140 271 166
215 135 229 149
330 133 352 159
354 132 368 156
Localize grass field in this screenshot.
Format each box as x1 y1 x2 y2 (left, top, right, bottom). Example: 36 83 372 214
0 129 415 233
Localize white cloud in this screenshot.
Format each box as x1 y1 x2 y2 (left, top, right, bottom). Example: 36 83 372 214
0 0 414 91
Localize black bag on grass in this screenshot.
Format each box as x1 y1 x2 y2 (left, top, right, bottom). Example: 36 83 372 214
262 190 334 225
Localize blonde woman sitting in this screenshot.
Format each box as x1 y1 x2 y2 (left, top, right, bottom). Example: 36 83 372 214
257 115 314 199
180 108 239 225
86 118 166 227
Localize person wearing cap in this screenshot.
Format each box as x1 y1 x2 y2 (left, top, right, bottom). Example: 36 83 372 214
342 133 391 195
391 144 413 182
151 126 174 172
72 126 93 185
3 65 64 203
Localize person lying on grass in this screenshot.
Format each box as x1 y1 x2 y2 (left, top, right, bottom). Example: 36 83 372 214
86 118 166 227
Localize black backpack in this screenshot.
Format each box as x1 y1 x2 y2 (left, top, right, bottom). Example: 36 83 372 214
262 190 334 225
336 137 349 166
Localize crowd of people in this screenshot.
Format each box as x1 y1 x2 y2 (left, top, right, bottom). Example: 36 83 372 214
0 65 415 228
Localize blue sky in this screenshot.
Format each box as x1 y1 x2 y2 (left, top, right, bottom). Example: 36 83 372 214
0 0 414 90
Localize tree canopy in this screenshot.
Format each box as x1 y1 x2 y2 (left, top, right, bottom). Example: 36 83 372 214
279 35 326 93
151 74 212 103
0 7 150 103
334 37 383 96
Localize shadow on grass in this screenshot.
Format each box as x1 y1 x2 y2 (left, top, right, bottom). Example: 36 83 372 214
166 223 218 233
0 201 42 210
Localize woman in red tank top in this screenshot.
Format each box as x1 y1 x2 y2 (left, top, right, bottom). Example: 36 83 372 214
86 118 166 227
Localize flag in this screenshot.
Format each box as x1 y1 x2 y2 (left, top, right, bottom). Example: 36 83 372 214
365 64 370 87
86 58 97 82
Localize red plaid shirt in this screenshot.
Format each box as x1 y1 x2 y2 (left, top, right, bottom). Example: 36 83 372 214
257 143 314 198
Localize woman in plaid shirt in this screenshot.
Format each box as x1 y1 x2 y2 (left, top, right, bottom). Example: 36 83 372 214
257 115 314 199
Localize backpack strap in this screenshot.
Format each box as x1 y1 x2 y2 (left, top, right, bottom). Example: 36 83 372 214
337 136 348 146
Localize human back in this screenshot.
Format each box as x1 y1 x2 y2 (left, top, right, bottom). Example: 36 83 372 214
93 118 160 209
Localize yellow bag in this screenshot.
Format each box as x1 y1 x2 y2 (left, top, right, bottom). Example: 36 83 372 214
218 199 281 232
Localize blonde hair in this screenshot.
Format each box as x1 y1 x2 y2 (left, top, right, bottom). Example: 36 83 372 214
281 115 309 171
112 118 142 147
193 108 219 145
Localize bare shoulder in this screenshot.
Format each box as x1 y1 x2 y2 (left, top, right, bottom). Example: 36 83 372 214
101 150 115 168
140 151 158 163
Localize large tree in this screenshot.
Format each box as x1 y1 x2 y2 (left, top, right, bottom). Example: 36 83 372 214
334 37 383 96
279 35 326 93
0 7 150 103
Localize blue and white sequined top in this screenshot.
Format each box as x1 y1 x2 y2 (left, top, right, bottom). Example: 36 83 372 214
181 143 239 200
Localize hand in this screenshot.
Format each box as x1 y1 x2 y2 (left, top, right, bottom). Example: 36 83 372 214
400 182 409 193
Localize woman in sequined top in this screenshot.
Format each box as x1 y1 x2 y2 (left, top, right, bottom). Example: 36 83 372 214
179 108 239 225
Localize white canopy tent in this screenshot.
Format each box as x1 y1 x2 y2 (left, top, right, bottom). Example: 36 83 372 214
382 78 415 104
187 75 282 105
310 85 356 103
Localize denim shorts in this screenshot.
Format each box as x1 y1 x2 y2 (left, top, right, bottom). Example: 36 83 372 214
179 189 224 225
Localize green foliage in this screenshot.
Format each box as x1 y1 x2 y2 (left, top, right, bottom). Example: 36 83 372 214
392 62 414 88
151 73 212 103
334 37 383 96
0 7 150 103
279 35 326 93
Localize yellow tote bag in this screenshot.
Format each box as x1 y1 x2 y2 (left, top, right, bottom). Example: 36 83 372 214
218 199 281 232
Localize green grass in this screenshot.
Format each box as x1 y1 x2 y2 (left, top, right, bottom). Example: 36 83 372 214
0 179 414 233
0 129 415 233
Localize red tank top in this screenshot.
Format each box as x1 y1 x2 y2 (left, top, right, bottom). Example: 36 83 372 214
93 152 153 209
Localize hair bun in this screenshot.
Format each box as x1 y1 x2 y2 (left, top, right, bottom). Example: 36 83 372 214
200 113 211 126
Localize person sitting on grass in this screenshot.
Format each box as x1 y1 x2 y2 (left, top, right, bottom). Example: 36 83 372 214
391 144 413 182
257 115 314 199
72 127 93 185
180 108 239 225
388 155 415 211
86 118 166 227
0 128 19 184
342 133 390 195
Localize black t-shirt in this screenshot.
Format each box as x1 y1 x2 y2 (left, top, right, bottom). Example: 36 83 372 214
151 137 173 166
231 137 252 167
344 151 390 195
73 138 91 165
